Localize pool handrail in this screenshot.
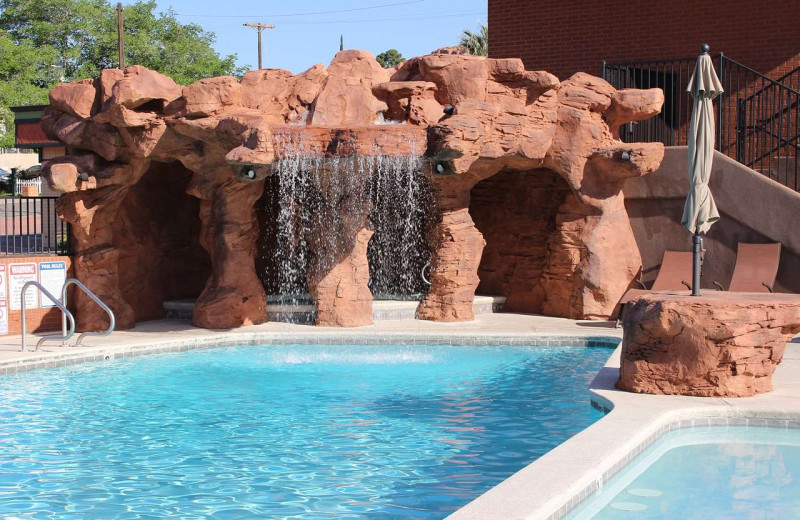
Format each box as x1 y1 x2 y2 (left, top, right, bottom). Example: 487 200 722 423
61 278 115 346
20 280 76 352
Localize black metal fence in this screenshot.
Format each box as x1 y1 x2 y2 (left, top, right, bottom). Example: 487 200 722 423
0 196 71 256
775 66 800 93
602 54 800 192
734 61 800 190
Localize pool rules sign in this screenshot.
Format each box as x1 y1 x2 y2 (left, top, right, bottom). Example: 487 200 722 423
39 261 67 308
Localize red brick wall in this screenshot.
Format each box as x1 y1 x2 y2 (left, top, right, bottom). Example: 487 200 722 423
489 0 800 81
0 256 73 335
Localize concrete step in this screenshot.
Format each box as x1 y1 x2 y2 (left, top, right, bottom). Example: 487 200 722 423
163 295 507 324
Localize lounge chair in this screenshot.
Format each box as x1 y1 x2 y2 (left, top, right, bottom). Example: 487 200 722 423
714 243 781 292
616 251 693 326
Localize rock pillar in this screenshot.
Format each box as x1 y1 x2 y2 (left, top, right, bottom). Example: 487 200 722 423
191 177 268 328
417 177 485 321
51 158 152 331
307 187 374 327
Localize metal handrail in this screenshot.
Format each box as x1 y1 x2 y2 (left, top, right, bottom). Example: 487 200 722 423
741 123 800 165
734 62 800 101
20 281 76 352
61 278 115 346
745 65 800 102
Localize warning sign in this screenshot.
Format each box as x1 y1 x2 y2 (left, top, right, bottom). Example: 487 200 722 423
9 263 37 311
39 261 67 308
0 299 7 335
0 265 6 300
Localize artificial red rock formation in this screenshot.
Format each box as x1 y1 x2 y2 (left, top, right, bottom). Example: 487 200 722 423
309 50 389 126
415 61 664 320
41 49 664 330
617 292 800 397
308 201 374 327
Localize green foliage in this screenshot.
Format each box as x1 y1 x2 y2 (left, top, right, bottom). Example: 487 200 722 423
0 30 57 147
0 0 246 146
459 23 488 57
376 49 405 69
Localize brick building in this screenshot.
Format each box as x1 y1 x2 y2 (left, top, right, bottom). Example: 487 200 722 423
488 0 800 82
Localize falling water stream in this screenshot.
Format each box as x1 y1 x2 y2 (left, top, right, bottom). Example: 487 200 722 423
257 129 435 313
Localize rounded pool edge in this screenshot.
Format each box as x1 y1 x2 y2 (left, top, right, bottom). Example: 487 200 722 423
445 341 800 520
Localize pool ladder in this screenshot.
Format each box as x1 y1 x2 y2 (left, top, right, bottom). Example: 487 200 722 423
20 278 116 352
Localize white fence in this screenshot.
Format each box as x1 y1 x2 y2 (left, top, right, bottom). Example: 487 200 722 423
14 177 42 195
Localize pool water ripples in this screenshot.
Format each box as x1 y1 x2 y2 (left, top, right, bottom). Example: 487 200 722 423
0 344 610 519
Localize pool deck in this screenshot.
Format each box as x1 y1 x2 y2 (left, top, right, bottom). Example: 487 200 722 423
2 313 799 520
0 313 621 370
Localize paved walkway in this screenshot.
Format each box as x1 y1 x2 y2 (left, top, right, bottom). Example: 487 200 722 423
0 313 621 371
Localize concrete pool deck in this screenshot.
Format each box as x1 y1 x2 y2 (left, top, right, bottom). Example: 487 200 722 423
1 313 798 520
0 313 622 369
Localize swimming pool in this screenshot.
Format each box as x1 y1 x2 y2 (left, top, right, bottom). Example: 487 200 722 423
0 343 610 519
565 426 800 519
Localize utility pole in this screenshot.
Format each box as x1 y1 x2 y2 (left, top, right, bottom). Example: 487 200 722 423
117 2 125 69
243 23 275 69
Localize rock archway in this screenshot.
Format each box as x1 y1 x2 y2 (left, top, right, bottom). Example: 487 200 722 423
470 167 570 313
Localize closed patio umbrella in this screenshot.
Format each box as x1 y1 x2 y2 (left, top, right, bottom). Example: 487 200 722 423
681 43 723 295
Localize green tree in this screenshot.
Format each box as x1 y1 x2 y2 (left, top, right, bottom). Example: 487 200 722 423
0 30 59 147
376 49 405 69
0 0 247 146
0 0 246 84
459 23 488 57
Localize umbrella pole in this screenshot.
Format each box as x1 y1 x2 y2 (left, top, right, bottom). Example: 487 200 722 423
692 231 702 296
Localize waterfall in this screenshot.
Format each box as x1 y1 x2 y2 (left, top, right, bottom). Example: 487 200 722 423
365 153 434 299
260 129 434 309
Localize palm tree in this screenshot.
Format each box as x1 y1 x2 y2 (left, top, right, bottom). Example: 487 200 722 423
459 23 488 56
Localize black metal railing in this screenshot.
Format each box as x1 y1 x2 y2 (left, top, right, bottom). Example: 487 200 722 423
734 58 800 190
777 65 800 93
602 54 800 192
0 196 71 256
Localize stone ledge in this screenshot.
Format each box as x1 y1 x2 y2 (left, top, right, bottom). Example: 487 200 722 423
163 295 507 324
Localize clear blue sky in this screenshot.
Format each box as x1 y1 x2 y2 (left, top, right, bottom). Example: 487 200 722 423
141 0 488 73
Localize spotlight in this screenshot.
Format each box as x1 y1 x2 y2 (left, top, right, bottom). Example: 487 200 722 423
76 172 89 182
443 105 455 115
241 166 257 180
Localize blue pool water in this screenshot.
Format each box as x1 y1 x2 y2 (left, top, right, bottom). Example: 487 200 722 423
567 426 800 519
0 344 610 519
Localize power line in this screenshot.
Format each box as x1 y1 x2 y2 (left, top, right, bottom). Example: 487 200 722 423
266 11 486 25
174 0 426 19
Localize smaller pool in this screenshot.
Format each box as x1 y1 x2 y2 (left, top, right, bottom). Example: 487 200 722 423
566 426 800 519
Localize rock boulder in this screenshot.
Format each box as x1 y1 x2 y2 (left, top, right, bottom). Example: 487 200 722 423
617 292 800 397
